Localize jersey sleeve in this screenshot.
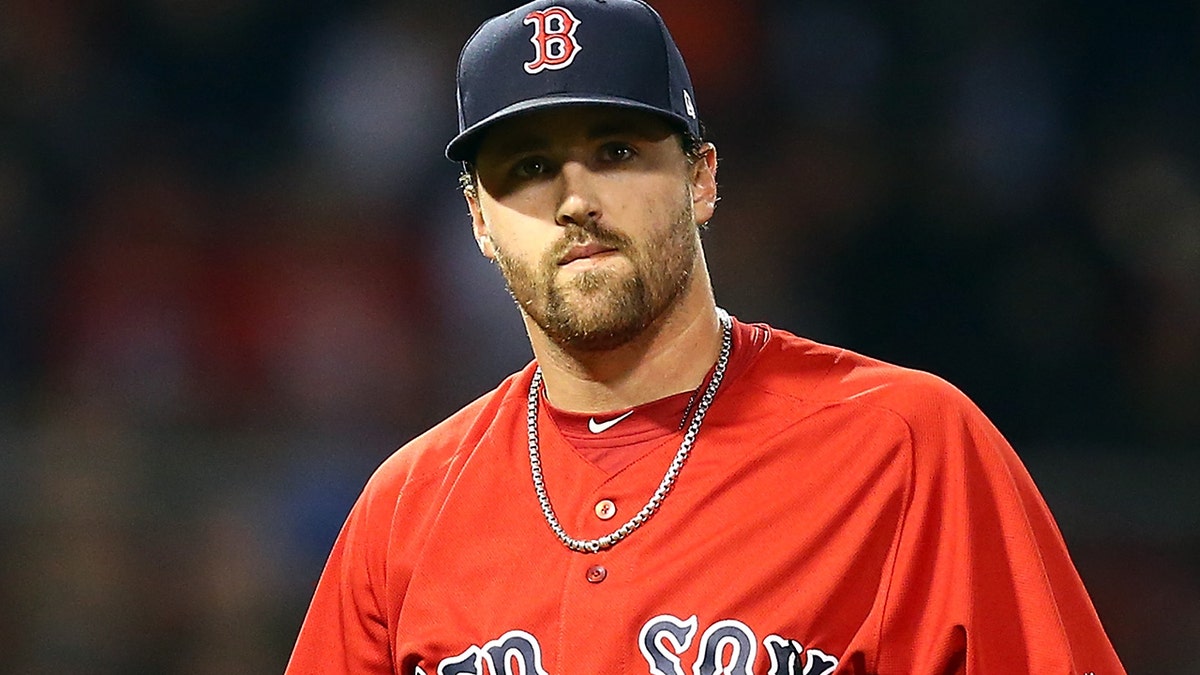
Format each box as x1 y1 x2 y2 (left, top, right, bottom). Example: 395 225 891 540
285 465 399 675
870 376 1125 675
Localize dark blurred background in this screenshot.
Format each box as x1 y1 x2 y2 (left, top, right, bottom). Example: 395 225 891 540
0 0 1197 672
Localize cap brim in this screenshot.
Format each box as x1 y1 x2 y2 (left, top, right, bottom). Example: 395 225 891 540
445 94 695 162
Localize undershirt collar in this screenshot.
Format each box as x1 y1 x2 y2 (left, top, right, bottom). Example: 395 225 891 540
540 317 768 474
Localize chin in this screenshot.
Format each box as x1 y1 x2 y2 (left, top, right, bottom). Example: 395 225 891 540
540 278 656 351
553 316 651 352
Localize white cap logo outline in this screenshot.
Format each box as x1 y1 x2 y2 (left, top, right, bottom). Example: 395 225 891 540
523 7 582 74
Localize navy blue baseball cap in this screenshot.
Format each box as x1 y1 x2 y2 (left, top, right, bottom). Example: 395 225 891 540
446 0 701 162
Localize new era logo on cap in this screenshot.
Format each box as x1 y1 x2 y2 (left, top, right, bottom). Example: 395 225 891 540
523 7 582 73
446 0 701 161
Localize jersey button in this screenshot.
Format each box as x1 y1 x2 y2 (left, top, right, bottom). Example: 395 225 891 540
594 499 616 520
585 565 607 583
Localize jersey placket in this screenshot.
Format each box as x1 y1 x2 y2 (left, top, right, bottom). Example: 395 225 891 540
554 474 646 672
535 406 681 671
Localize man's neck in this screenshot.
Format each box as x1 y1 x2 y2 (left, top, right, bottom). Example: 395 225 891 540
526 280 723 414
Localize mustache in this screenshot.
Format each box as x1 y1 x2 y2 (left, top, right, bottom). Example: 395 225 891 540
545 221 631 262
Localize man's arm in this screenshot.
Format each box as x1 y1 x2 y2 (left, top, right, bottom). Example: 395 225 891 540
285 475 396 675
872 377 1125 674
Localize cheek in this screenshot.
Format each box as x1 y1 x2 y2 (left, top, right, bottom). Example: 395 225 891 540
488 222 559 274
630 179 694 234
480 200 554 257
603 173 680 216
480 179 558 222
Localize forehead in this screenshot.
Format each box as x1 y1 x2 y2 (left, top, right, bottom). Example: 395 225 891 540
473 105 678 160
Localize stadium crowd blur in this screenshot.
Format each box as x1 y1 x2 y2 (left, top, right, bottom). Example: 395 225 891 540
0 0 1197 672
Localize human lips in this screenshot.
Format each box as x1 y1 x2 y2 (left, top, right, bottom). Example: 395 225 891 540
558 241 619 266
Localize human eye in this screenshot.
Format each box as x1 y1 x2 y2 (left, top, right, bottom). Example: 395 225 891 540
598 141 637 163
511 156 551 180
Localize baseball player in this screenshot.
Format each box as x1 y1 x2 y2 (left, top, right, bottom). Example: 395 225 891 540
286 1 1127 673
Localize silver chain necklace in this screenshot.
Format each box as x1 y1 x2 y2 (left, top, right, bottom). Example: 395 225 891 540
526 310 733 553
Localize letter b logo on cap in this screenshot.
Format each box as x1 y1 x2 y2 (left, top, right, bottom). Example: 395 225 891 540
523 7 581 74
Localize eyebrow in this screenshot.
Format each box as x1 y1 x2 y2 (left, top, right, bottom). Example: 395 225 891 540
489 118 664 158
490 136 549 158
585 120 656 140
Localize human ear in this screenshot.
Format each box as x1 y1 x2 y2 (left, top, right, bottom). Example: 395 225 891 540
466 192 497 260
690 143 718 225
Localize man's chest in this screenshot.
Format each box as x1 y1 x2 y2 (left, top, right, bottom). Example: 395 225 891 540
388 415 908 674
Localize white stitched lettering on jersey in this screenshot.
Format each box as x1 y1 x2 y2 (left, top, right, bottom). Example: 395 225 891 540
481 630 549 675
763 636 803 675
639 614 700 675
802 649 838 675
762 636 838 675
694 619 757 675
437 645 482 675
430 619 839 674
636 615 840 675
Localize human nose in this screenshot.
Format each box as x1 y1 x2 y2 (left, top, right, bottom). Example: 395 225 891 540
554 161 601 228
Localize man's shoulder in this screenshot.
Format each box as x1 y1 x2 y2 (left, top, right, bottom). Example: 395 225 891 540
366 365 533 493
749 322 975 420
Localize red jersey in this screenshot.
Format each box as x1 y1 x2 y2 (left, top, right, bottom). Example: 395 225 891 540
286 317 1125 675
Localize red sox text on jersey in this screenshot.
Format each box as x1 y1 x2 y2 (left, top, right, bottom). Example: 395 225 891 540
414 616 838 675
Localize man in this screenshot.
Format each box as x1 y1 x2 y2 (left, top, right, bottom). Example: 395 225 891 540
286 1 1126 673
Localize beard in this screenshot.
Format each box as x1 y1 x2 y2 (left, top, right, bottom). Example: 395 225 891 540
493 199 699 352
